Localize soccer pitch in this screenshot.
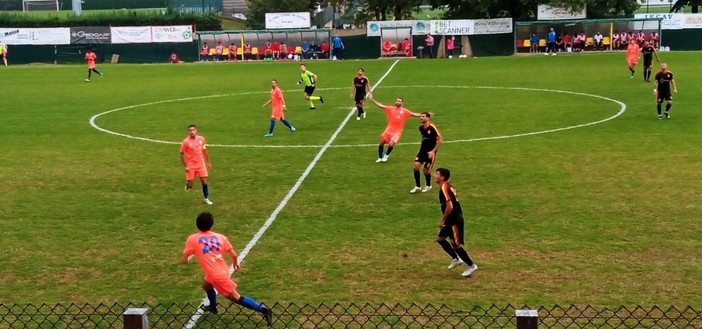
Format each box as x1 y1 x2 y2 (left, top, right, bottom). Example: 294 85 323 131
1 52 701 309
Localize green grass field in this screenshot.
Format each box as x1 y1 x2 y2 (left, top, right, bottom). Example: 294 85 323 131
1 52 701 311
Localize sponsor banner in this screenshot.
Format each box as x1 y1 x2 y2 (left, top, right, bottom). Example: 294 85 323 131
151 25 193 43
265 12 311 29
0 27 70 45
537 5 587 20
70 27 111 44
431 20 474 35
367 20 431 36
111 26 152 44
635 13 702 29
472 18 513 34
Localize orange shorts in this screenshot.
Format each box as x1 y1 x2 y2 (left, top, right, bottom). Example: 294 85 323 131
271 109 284 120
206 275 237 298
381 131 402 144
186 167 208 180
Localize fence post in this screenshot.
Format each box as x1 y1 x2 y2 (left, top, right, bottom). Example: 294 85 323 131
516 309 538 329
123 308 149 329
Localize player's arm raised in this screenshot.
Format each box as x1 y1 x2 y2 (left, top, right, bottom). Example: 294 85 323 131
368 96 385 109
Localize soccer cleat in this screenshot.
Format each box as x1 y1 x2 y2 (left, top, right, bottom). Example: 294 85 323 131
200 303 218 314
421 185 432 193
409 186 421 194
375 158 383 163
185 184 191 192
261 304 273 327
264 133 273 137
665 112 670 119
320 96 324 104
356 116 361 121
204 199 213 205
362 112 366 119
658 115 663 120
290 127 296 133
85 79 91 82
309 107 316 110
448 258 463 270
381 155 389 162
100 73 103 78
462 264 478 277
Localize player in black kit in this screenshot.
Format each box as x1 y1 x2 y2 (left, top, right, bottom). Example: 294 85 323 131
410 112 442 194
653 62 678 119
640 41 659 82
350 68 372 120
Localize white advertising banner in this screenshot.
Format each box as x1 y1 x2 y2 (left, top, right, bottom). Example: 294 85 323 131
537 5 587 20
110 26 152 44
0 27 70 45
265 12 311 29
366 20 431 36
472 18 513 34
431 20 474 35
635 13 702 29
151 25 193 43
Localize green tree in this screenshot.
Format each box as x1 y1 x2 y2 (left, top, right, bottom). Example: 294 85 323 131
247 0 316 29
428 0 639 20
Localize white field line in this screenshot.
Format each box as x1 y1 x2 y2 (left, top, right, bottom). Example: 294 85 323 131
181 59 402 329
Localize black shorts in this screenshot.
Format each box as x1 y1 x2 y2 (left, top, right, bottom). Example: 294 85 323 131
438 218 464 246
643 59 652 68
657 91 672 102
354 93 366 104
415 149 437 168
304 85 316 95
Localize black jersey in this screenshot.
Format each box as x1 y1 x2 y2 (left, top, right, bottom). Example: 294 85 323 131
641 46 655 62
419 123 440 151
353 76 368 95
439 182 463 222
655 70 674 94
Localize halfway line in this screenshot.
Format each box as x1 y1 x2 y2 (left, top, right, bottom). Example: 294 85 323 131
182 59 401 329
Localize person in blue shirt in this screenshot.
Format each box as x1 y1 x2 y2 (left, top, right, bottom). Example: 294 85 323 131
545 28 557 56
301 40 310 59
529 33 540 53
332 34 345 60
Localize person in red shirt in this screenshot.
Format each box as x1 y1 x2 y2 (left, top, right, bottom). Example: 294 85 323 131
271 40 280 60
368 95 422 162
262 79 295 137
227 43 237 61
263 40 273 60
182 212 273 324
243 41 252 60
84 48 102 82
180 124 213 204
214 41 224 61
280 42 289 60
382 40 396 57
200 42 209 61
403 38 412 57
168 52 183 64
320 41 330 59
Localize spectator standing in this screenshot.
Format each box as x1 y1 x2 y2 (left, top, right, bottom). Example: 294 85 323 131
425 33 435 58
650 32 660 49
332 33 344 60
545 28 557 55
446 36 455 58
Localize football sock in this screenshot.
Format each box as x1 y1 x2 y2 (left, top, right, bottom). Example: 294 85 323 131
237 296 264 312
386 146 394 156
309 100 315 107
206 289 217 307
437 240 458 259
357 106 364 117
310 96 320 101
281 119 293 129
656 104 662 115
94 69 102 76
454 247 475 266
666 103 671 112
378 146 384 159
268 120 276 134
87 69 92 79
413 170 421 187
202 184 209 199
424 173 432 186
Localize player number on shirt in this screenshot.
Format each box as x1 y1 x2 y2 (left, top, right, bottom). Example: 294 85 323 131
198 236 221 254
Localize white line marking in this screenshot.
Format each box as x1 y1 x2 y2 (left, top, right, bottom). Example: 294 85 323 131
90 86 626 149
182 60 402 329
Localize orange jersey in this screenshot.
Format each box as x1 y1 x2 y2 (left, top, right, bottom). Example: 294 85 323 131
383 106 414 135
180 135 207 170
183 231 234 279
626 44 640 62
270 87 284 119
85 52 96 68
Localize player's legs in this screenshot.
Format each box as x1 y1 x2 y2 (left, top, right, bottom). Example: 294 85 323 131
411 161 422 192
422 162 434 191
185 169 197 190
665 99 673 119
198 174 211 203
376 137 389 162
355 98 366 119
214 281 272 325
437 230 460 268
267 118 276 136
448 222 476 276
656 97 663 119
200 280 219 313
279 118 295 132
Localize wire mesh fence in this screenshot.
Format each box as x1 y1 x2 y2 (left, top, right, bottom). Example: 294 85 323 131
0 302 700 328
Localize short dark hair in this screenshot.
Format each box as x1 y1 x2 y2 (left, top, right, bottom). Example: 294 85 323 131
196 212 214 231
188 124 197 129
358 68 364 72
421 111 431 118
436 168 451 181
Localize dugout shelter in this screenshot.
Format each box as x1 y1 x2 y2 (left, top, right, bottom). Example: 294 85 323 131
196 29 331 61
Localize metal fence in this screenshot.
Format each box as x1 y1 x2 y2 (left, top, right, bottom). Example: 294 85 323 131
1 303 700 328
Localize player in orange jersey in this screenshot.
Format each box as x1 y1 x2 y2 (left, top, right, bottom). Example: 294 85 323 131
182 212 273 324
626 41 640 79
84 48 103 82
368 95 422 163
180 124 213 205
262 79 295 137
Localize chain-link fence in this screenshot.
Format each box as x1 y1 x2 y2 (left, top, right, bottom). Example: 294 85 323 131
1 303 700 328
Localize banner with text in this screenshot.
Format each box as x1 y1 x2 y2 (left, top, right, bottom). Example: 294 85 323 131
473 18 513 34
110 26 152 44
635 13 702 29
431 20 474 35
0 27 70 45
151 25 193 43
537 5 587 20
265 12 311 29
367 18 512 36
70 27 111 44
